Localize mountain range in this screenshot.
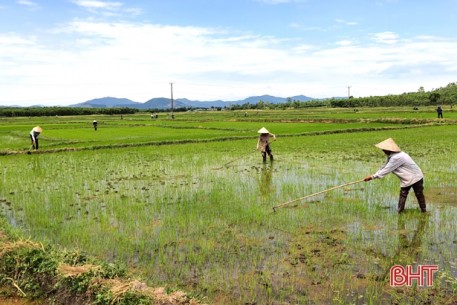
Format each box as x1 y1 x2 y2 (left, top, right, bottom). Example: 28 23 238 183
69 95 318 109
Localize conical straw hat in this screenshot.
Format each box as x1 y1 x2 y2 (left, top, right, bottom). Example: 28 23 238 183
375 138 401 152
33 126 43 133
258 127 269 134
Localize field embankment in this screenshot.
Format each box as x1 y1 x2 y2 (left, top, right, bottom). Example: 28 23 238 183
1 108 457 304
0 218 205 304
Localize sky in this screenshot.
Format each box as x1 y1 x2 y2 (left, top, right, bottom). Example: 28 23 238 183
0 0 456 106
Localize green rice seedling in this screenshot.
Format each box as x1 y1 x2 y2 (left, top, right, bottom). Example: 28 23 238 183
1 110 457 304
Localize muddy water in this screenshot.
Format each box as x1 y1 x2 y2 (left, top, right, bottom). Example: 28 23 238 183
1 154 457 305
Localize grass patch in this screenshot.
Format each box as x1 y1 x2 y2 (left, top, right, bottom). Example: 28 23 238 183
0 219 206 304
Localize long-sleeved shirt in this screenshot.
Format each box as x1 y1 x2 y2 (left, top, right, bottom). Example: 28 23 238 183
30 129 40 141
372 151 423 187
257 133 275 152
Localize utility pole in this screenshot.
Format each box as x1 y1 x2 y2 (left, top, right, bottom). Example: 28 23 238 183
170 82 174 119
347 86 351 98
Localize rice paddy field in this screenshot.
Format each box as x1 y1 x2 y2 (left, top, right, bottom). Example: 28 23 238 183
1 107 457 304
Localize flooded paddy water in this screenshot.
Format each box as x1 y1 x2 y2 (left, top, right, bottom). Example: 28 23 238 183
1 115 457 304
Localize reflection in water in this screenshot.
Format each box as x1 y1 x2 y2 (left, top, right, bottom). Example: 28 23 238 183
397 212 429 258
0 198 24 227
259 163 274 201
380 212 429 280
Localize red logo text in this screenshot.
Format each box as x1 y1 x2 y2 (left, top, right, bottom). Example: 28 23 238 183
390 265 439 287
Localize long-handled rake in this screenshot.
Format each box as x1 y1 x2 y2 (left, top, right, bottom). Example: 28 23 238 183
272 179 365 212
212 149 257 170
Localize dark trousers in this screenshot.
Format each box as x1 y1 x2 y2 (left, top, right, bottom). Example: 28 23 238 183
30 135 39 149
261 145 273 162
398 179 426 213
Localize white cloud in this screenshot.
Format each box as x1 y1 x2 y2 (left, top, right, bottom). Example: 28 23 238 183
17 0 38 8
370 31 399 44
292 44 316 53
71 0 142 16
0 33 36 45
124 7 143 16
72 0 122 10
335 40 353 46
335 19 358 26
290 18 358 33
1 22 456 105
288 22 326 32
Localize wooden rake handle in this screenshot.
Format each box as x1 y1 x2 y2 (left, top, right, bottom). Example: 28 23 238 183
272 179 365 212
216 149 257 168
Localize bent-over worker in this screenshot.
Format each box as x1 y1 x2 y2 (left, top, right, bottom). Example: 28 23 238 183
30 126 42 150
364 138 426 213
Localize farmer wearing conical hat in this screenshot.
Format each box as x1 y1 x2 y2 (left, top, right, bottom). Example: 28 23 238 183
30 126 42 150
364 138 426 213
256 127 276 163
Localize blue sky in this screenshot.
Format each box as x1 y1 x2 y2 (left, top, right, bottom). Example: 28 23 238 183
0 0 456 106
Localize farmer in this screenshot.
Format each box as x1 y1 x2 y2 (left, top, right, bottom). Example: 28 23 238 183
93 120 98 131
436 106 443 118
256 127 276 163
30 126 42 150
363 138 426 213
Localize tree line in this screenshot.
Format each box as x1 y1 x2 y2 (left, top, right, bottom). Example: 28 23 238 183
0 107 138 117
1 82 456 116
229 82 457 110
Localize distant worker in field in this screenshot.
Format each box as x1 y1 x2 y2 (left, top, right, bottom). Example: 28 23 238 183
363 138 426 213
436 106 443 118
256 127 276 163
30 126 42 150
93 120 98 131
